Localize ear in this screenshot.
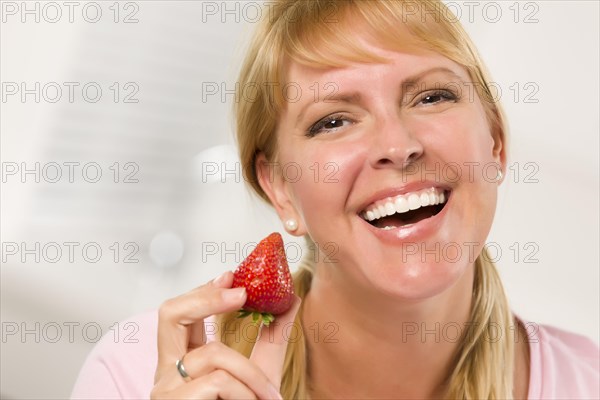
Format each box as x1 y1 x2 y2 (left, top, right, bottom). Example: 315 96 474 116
255 153 306 236
491 124 507 183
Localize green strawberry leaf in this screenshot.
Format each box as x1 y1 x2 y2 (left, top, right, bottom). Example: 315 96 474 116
261 313 275 327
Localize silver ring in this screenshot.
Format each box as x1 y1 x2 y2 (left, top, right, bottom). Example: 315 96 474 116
176 356 191 382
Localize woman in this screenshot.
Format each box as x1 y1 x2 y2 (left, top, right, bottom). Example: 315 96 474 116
72 1 599 399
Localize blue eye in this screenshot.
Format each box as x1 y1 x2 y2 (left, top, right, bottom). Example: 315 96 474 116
307 114 353 137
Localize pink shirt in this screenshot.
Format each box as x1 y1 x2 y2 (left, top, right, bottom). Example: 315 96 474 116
71 310 600 399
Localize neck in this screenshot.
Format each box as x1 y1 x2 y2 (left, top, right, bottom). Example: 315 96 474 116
301 263 475 399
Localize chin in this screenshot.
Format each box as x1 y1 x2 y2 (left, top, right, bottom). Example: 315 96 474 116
366 257 472 301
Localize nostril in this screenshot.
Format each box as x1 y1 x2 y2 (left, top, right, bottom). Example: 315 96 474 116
405 149 422 164
376 158 395 166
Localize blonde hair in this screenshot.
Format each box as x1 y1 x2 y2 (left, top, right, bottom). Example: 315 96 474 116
219 1 516 398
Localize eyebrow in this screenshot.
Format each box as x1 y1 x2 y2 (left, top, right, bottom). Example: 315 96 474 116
295 66 466 126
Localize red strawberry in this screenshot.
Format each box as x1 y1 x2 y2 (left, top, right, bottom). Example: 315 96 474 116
232 232 294 326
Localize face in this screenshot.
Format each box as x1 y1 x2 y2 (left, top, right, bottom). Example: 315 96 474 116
258 40 504 301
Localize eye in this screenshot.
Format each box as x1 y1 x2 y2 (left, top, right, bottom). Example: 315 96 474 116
416 90 458 106
306 114 354 137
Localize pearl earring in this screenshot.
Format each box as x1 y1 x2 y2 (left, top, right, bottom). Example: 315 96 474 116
284 219 298 232
496 169 504 182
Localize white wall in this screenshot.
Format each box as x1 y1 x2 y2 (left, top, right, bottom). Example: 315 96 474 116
1 1 598 398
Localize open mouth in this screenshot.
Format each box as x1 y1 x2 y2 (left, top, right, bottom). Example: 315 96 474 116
360 187 450 230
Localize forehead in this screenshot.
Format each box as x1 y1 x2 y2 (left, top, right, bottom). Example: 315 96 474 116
285 46 468 87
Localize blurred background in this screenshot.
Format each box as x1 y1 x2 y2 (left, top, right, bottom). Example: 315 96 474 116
1 1 598 398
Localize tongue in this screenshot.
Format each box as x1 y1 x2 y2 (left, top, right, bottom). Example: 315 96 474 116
373 205 438 229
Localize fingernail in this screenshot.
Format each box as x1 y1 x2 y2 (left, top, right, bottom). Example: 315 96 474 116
222 287 246 302
267 383 283 400
213 271 227 286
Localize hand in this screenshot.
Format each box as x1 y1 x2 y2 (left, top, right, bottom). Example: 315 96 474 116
150 270 301 399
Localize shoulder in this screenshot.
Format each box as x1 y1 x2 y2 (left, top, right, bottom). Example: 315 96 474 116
71 310 159 399
520 316 600 399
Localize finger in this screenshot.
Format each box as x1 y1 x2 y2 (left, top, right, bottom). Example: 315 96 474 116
160 370 258 400
250 295 302 390
155 274 246 377
193 370 257 400
189 271 235 348
181 341 282 400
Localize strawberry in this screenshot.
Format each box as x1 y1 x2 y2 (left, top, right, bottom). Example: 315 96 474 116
232 232 294 326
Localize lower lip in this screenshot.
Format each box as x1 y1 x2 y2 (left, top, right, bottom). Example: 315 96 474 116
360 192 452 243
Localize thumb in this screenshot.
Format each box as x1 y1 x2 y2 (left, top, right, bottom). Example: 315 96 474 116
249 295 302 390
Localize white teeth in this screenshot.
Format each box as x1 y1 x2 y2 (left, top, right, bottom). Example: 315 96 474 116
361 187 448 223
394 196 409 213
382 226 395 230
385 202 395 216
429 192 437 205
408 194 421 210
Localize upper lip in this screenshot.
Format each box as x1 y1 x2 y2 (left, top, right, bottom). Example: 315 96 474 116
356 181 452 213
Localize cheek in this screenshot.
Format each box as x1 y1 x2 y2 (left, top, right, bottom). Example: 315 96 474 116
420 106 499 187
420 108 499 237
283 139 366 227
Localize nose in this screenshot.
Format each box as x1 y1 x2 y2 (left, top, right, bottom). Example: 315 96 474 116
368 114 424 170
